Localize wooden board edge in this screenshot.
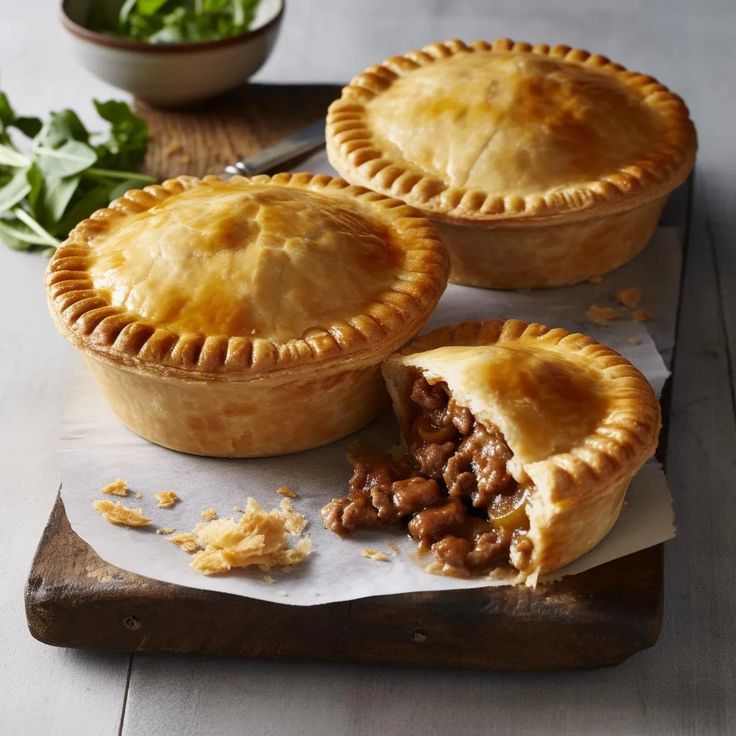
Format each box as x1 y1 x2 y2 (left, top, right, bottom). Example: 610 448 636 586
24 494 662 670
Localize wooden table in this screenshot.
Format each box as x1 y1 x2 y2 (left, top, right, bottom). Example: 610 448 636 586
1 1 734 734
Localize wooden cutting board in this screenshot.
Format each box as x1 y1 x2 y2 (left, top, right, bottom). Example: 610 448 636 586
25 84 687 670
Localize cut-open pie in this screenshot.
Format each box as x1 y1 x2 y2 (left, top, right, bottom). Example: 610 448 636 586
322 319 661 580
326 38 697 289
46 173 449 457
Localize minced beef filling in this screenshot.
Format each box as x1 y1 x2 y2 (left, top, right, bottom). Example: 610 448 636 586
321 375 533 575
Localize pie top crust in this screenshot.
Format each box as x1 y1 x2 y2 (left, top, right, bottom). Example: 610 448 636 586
383 319 661 576
327 38 697 225
46 173 449 380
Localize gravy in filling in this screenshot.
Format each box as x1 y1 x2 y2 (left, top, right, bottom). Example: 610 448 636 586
321 375 533 575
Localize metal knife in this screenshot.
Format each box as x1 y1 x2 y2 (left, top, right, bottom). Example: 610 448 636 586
223 120 325 177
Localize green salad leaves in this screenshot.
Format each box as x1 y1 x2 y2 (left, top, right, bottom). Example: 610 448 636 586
0 92 153 251
89 0 261 44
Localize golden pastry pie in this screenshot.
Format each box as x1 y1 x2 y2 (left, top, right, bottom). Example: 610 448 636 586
46 173 449 457
326 39 697 289
322 319 660 580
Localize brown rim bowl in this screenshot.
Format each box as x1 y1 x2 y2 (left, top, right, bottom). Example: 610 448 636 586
60 0 285 108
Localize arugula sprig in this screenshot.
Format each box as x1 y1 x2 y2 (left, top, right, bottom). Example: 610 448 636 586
89 0 261 44
0 92 154 251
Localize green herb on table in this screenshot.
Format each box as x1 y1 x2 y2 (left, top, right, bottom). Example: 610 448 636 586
0 92 154 252
88 0 262 44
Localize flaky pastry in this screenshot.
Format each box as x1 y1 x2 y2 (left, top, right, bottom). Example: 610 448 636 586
327 39 696 288
384 319 661 578
46 173 448 456
322 319 660 580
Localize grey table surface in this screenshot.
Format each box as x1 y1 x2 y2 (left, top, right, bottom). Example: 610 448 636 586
1 1 734 734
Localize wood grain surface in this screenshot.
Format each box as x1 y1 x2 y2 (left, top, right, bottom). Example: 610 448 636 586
137 84 341 179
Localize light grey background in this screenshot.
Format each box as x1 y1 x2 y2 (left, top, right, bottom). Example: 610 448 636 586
1 1 734 734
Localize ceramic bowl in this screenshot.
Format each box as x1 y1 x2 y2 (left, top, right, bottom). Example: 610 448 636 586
60 0 284 108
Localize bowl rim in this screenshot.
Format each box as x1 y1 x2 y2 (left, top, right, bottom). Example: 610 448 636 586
60 0 284 53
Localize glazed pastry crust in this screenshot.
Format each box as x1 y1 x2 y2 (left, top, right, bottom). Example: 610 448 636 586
46 173 449 457
46 172 449 381
382 319 661 577
327 38 697 226
431 195 666 289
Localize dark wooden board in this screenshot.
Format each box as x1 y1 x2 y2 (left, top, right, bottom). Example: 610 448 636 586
26 495 662 670
137 83 343 181
25 84 690 670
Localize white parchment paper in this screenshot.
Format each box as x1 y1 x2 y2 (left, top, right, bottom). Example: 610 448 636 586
59 225 679 605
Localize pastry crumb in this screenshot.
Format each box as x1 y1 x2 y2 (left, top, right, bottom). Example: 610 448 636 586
387 541 400 557
93 499 150 527
163 140 184 157
101 479 128 497
362 548 389 562
585 304 620 326
626 337 642 345
190 497 311 576
277 590 289 597
280 498 307 535
614 286 641 309
134 492 144 500
277 485 298 499
167 532 201 553
156 527 176 535
200 506 217 521
588 274 603 284
633 308 652 322
262 574 275 584
155 490 180 509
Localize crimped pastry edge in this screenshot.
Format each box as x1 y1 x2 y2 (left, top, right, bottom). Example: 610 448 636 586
327 38 697 225
46 172 450 381
390 317 662 489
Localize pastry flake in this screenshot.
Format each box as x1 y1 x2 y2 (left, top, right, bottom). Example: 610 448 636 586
633 308 653 322
101 479 129 496
167 532 201 553
327 39 696 288
585 305 620 326
154 490 180 509
93 499 150 527
200 506 217 521
614 287 642 309
46 174 449 457
163 140 184 157
362 549 389 562
276 485 298 499
189 497 311 576
323 319 660 580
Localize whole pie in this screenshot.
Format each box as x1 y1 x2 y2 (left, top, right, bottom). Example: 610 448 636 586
46 173 449 457
322 318 661 580
326 38 697 289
